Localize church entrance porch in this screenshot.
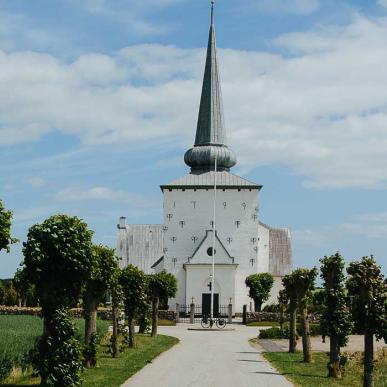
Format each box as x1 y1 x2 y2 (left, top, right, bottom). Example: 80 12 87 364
202 293 219 317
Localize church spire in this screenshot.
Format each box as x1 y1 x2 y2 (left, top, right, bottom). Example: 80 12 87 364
184 1 237 173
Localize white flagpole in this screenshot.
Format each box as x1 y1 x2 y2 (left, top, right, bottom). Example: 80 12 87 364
210 154 217 320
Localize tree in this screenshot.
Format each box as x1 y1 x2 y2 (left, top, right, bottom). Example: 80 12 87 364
83 245 119 367
347 256 387 387
23 214 94 386
283 268 318 361
245 273 274 312
277 289 288 331
282 273 298 353
13 268 32 307
149 271 177 337
0 280 4 305
320 253 353 378
0 199 18 253
4 282 17 306
110 263 123 358
120 265 147 348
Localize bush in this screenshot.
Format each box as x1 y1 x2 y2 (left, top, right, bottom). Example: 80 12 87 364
262 303 280 313
0 355 12 383
258 323 321 339
259 327 290 339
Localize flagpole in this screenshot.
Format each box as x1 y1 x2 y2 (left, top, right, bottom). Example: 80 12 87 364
211 154 217 320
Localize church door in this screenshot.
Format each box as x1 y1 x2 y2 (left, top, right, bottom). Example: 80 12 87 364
202 293 219 317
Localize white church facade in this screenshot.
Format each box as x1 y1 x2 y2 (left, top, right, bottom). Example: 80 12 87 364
117 3 292 314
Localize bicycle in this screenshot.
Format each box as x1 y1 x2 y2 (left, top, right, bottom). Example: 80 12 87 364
200 314 227 329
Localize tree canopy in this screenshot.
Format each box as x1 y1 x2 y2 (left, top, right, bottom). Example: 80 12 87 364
23 214 94 313
245 273 274 312
320 253 353 378
0 199 18 253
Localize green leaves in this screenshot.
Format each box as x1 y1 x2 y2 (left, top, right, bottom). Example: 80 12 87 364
0 199 18 254
149 271 178 300
245 273 274 311
346 256 387 341
22 214 94 312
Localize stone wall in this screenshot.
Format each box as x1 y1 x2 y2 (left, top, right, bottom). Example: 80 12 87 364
245 311 320 324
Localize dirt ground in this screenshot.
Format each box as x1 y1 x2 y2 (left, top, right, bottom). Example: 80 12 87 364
255 334 387 353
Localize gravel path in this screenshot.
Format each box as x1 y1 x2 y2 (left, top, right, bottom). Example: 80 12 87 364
121 324 292 387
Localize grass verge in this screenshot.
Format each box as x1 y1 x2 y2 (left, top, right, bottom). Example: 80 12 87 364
263 351 387 387
82 334 179 387
4 334 179 387
246 321 279 327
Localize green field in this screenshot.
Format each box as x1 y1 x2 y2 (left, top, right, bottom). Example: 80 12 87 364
0 315 110 369
264 351 387 387
0 315 178 386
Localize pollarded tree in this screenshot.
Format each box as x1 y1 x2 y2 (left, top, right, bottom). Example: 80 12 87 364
283 268 318 361
110 263 123 358
23 214 94 386
347 256 387 387
83 245 119 367
320 253 353 378
294 268 318 363
245 273 274 312
120 265 147 348
0 199 18 253
277 289 288 331
149 271 177 338
282 273 298 353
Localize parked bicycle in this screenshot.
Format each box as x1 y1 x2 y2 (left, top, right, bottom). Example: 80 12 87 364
201 314 227 329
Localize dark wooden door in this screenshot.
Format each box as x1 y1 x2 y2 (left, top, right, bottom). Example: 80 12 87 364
202 293 219 317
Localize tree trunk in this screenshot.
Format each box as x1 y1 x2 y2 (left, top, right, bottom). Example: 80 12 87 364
279 306 284 331
254 299 262 312
328 334 341 378
127 312 136 348
111 304 119 358
138 310 148 334
289 303 297 353
151 296 159 338
364 330 374 387
84 294 98 368
301 305 312 363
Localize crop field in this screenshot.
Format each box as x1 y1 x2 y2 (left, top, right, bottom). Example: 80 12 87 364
0 315 110 365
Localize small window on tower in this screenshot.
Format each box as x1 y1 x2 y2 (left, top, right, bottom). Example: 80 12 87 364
207 247 216 256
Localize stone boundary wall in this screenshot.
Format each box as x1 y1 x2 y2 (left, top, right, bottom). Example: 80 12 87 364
0 306 177 321
158 310 176 321
245 311 320 324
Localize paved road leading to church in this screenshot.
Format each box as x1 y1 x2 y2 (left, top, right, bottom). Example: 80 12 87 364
121 324 293 387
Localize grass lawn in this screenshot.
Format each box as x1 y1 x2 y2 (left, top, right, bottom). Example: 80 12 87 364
246 321 279 327
4 332 179 386
157 319 176 326
263 351 387 387
82 334 179 387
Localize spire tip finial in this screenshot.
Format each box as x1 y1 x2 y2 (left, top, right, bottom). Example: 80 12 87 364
211 0 215 25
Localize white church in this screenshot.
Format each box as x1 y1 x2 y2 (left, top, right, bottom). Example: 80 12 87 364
117 3 292 314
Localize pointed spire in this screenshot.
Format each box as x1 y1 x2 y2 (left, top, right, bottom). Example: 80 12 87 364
195 0 225 146
184 1 237 173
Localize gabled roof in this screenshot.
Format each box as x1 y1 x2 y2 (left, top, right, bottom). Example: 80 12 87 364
188 229 235 264
161 171 262 190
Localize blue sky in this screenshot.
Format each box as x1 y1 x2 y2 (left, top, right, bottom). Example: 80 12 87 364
1 0 387 278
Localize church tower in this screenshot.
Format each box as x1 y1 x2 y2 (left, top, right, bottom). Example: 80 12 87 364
117 2 292 313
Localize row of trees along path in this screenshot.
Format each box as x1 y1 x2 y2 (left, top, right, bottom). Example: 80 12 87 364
280 253 387 387
0 210 178 387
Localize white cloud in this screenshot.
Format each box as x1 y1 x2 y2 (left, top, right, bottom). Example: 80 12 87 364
66 0 185 35
55 186 156 207
379 0 387 8
251 0 320 15
2 15 387 188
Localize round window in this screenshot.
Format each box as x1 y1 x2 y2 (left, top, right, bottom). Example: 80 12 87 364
207 247 216 256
